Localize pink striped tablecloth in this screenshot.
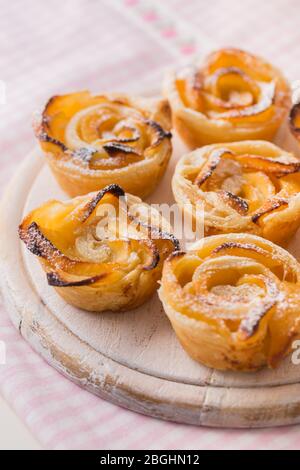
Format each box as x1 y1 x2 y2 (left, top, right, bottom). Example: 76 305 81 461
1 0 300 450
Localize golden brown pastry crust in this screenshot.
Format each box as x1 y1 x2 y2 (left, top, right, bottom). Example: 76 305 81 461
164 48 291 148
159 233 300 371
172 140 300 245
289 102 300 144
34 91 172 198
19 185 179 312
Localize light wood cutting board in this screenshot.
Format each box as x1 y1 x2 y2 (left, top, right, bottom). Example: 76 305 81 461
1 126 300 428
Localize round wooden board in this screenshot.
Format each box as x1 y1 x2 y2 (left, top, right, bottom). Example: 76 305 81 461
2 128 300 428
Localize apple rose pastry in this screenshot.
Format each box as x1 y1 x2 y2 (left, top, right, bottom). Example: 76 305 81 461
164 48 290 148
159 233 300 371
172 140 300 245
34 91 172 198
19 184 179 312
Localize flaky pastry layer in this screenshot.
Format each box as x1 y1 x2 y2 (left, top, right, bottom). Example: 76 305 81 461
159 233 300 371
172 140 300 245
164 48 291 148
34 91 172 198
19 185 179 312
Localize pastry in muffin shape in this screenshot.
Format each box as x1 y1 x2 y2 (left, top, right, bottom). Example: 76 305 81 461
34 91 172 198
19 184 179 312
164 48 291 148
289 102 300 145
159 233 300 371
172 140 300 245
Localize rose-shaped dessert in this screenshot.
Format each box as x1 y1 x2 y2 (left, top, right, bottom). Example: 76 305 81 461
19 184 179 312
35 91 172 198
159 233 300 371
164 48 290 148
172 141 300 245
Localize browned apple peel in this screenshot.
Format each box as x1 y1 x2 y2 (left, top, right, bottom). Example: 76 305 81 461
252 198 289 223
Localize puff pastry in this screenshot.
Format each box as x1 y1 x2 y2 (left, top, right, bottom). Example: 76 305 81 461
164 48 291 148
172 140 300 245
19 184 179 312
289 102 300 144
159 233 300 371
34 91 172 198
